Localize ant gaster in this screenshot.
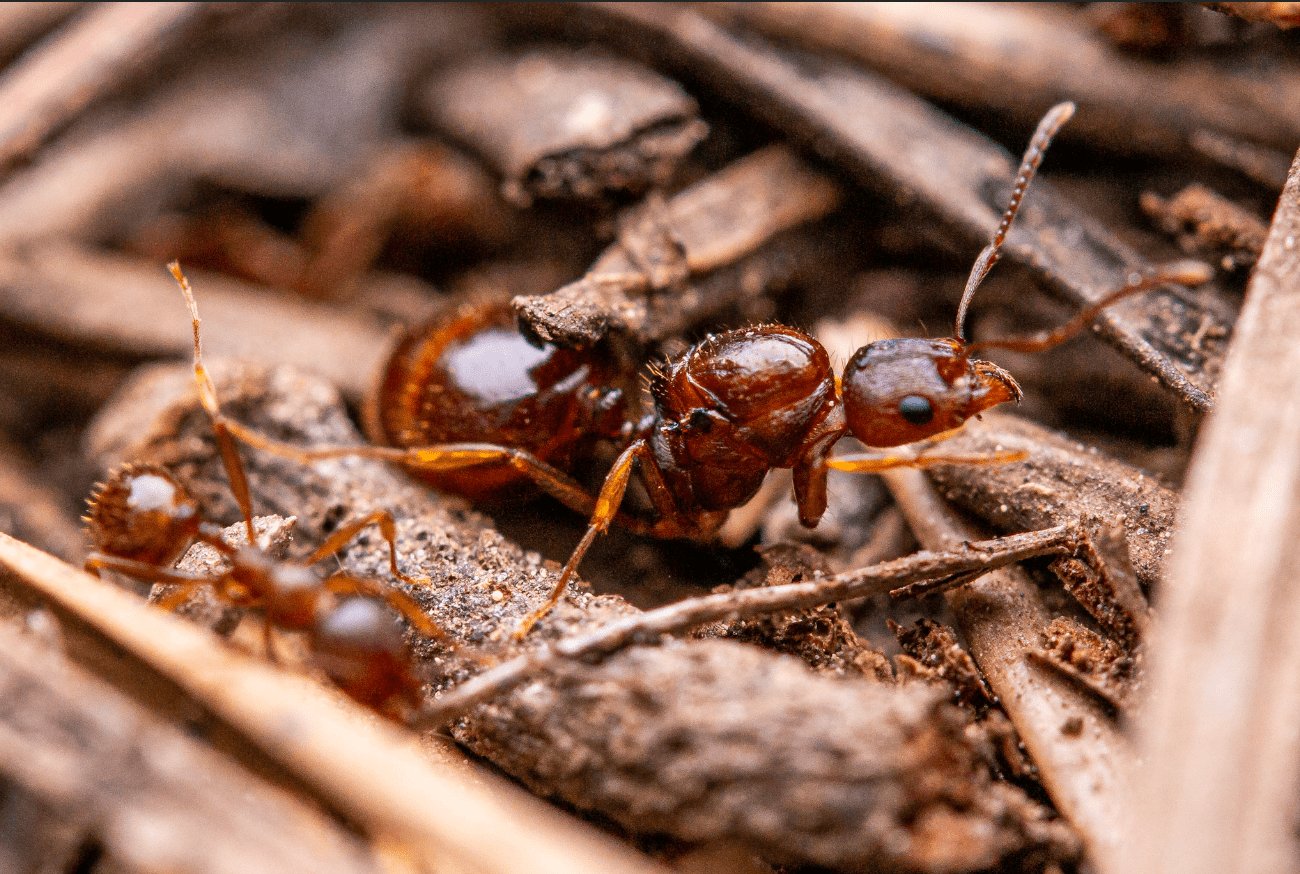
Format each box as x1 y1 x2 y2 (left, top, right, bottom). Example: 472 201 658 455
83 271 450 718
194 102 1210 638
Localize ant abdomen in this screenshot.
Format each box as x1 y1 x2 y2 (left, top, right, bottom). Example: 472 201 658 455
309 596 420 713
366 300 629 503
84 464 202 567
841 339 1021 448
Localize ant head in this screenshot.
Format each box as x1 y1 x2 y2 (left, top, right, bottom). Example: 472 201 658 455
658 326 836 465
85 464 202 566
841 338 1021 447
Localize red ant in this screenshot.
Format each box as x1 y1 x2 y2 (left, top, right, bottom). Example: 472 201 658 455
190 102 1210 637
83 277 450 717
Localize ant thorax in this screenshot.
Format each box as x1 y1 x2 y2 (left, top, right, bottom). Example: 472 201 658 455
649 326 837 511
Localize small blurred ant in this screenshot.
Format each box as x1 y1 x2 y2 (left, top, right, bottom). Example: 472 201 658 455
190 102 1210 637
83 279 449 717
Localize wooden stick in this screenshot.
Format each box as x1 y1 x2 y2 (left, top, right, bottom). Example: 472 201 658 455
884 468 1133 866
1116 149 1300 874
0 617 381 874
514 145 840 346
0 3 209 176
416 524 1083 726
0 534 667 874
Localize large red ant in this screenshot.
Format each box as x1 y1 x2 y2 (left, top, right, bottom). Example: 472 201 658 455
83 281 449 717
188 102 1210 637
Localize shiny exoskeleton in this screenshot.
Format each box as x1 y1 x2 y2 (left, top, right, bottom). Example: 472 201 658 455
197 101 1210 638
366 299 628 503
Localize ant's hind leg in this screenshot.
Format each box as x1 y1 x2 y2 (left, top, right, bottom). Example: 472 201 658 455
216 425 611 523
304 509 430 588
513 440 653 641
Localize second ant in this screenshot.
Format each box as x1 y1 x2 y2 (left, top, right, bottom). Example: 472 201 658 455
179 102 1210 637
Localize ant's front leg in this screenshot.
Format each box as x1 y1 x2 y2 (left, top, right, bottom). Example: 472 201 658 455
303 509 430 588
827 432 1026 475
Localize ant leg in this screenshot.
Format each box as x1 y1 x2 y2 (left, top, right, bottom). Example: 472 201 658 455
514 440 651 640
218 422 621 523
323 573 449 643
83 553 210 588
828 447 1027 474
792 435 842 528
170 262 257 544
303 509 430 588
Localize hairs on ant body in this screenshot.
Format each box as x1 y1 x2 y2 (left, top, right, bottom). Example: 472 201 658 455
178 101 1211 639
83 282 450 718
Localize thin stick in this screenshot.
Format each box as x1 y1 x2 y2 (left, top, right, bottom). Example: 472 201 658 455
417 524 1083 726
1116 148 1300 874
0 3 209 175
884 468 1133 865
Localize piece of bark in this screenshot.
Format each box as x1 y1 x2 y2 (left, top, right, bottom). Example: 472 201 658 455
0 243 390 399
0 446 84 563
0 5 485 245
530 3 1234 411
88 361 1074 872
513 145 840 346
0 2 214 177
885 468 1134 867
892 619 994 713
0 534 667 874
1141 184 1268 272
716 3 1300 170
0 615 383 874
1117 150 1300 874
1030 617 1136 713
924 412 1179 591
417 47 708 205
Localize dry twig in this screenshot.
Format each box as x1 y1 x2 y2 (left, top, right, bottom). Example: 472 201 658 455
1118 148 1300 874
885 469 1134 866
0 616 382 874
717 3 1300 181
513 145 840 346
0 2 212 176
417 523 1084 725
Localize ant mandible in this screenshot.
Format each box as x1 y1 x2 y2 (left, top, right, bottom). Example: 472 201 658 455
190 101 1210 638
83 284 451 716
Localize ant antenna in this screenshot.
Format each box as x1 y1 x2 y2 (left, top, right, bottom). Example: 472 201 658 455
169 261 258 545
953 101 1076 341
965 259 1213 356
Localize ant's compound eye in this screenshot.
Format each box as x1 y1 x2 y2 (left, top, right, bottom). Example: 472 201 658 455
898 395 934 426
689 409 714 433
